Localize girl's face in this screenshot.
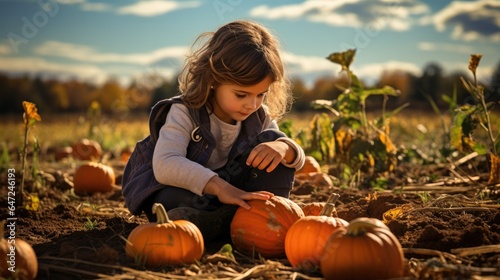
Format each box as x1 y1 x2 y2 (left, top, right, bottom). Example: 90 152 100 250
211 76 273 124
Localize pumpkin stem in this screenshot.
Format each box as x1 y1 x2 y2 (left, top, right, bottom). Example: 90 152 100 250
319 193 340 216
152 203 171 224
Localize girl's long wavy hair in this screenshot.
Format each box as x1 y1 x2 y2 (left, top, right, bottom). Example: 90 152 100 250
179 20 292 121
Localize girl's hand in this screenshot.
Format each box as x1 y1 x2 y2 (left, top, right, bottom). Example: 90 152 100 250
246 141 296 172
204 176 273 210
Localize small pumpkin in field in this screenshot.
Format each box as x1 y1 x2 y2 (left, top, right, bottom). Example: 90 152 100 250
285 194 347 270
120 146 134 163
0 221 38 280
296 172 333 187
301 202 335 216
230 196 304 258
72 138 102 160
296 156 321 174
320 217 404 280
126 203 204 267
73 162 115 194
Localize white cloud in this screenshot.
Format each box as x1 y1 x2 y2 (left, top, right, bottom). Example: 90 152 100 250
34 41 188 65
282 52 335 75
80 2 112 12
280 51 427 87
356 60 493 85
117 0 201 17
5 40 188 85
0 55 183 86
435 60 493 82
249 0 430 31
352 61 422 84
418 42 475 54
433 0 500 41
250 1 355 20
57 0 86 5
0 56 109 84
57 0 200 16
281 51 339 87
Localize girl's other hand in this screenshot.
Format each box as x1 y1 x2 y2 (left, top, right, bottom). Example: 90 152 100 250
204 176 273 210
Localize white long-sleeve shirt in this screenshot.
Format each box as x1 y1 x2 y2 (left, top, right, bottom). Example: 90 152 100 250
152 103 305 196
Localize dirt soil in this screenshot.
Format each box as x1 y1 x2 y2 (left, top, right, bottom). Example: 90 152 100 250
1 156 500 280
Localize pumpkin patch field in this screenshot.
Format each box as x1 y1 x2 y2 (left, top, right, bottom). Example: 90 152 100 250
1 109 500 280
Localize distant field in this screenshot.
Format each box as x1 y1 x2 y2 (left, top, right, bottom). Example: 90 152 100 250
1 109 463 155
1 112 150 153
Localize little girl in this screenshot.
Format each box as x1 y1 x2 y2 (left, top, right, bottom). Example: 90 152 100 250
123 20 305 242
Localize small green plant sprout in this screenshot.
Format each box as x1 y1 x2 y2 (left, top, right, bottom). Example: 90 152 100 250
19 101 42 206
310 49 407 181
84 217 99 230
417 192 432 204
450 54 499 184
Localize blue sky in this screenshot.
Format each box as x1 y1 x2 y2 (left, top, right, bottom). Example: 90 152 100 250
1 0 499 88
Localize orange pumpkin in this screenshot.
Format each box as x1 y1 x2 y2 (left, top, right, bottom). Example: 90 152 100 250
320 217 404 280
285 194 347 270
301 193 340 217
0 221 38 280
301 202 329 216
72 138 102 160
120 146 134 163
126 203 204 267
230 196 304 258
73 162 115 194
296 156 321 174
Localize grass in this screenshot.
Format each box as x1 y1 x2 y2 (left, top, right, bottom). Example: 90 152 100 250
0 110 451 153
1 109 498 165
1 112 150 154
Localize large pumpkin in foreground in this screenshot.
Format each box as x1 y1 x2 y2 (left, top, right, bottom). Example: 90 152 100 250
320 217 404 280
285 198 348 270
230 196 304 258
126 203 204 267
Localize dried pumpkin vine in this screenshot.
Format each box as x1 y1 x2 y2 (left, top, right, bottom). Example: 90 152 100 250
450 54 500 184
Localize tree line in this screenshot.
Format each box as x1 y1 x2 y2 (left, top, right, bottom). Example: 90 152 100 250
1 61 499 116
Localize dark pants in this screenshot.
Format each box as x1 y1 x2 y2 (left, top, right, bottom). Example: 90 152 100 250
143 130 295 221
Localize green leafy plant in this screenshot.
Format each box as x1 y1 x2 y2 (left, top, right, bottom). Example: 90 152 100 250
308 49 406 185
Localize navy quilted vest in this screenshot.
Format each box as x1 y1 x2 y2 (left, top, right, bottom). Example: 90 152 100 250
122 96 266 215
